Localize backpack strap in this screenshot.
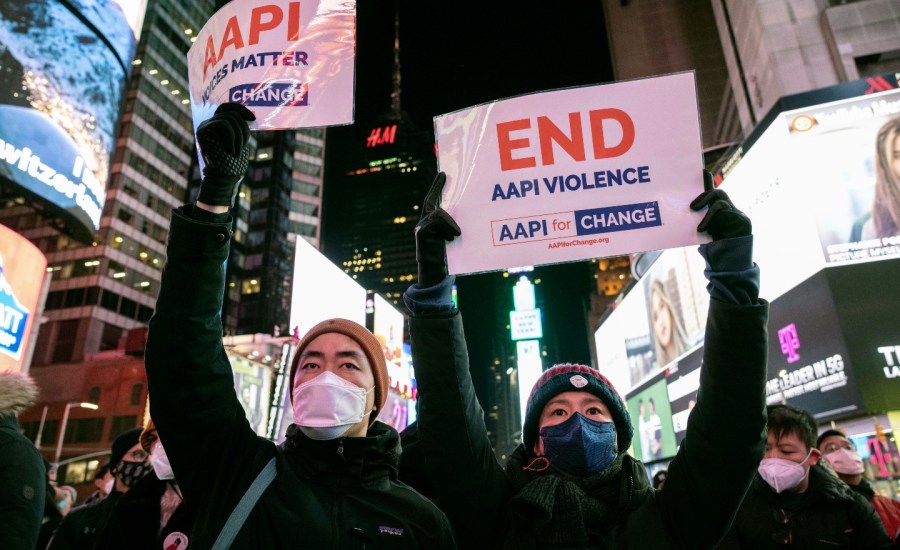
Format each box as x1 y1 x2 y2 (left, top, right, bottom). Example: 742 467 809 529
212 455 277 550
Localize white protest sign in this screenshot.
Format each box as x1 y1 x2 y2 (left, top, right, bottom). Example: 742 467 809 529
187 0 355 131
435 72 707 275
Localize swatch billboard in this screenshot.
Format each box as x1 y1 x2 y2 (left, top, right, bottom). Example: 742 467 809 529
0 1 136 242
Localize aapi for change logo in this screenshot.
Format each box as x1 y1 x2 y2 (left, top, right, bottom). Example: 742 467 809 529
0 255 30 360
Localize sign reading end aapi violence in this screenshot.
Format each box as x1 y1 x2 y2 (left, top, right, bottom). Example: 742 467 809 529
187 0 355 131
435 72 708 275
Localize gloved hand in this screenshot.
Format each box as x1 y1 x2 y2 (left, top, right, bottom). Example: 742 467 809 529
415 172 461 288
690 170 751 241
196 103 256 207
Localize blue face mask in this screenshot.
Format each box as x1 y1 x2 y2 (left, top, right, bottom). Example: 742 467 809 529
540 413 618 476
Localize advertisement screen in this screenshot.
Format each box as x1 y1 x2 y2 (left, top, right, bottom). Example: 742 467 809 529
664 346 703 446
0 1 136 241
782 89 900 265
826 259 900 413
626 372 677 463
595 246 708 395
0 223 47 372
229 353 273 437
765 270 862 420
373 293 416 431
289 237 366 337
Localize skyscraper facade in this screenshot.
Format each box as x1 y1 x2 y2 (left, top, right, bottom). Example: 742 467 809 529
0 0 216 364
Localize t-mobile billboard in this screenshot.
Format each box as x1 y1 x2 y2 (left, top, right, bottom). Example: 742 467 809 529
0 1 136 242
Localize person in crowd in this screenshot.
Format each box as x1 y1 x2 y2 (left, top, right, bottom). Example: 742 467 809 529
652 470 668 491
83 463 113 506
719 404 892 548
851 116 900 241
54 486 77 516
648 278 688 367
96 419 193 549
818 428 900 542
48 427 151 549
404 171 769 548
0 371 46 550
144 103 455 548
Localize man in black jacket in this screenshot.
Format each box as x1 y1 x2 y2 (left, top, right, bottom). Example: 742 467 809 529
404 172 769 548
719 404 892 548
0 371 46 550
144 103 455 548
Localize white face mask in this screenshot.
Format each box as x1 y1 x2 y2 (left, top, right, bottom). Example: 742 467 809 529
103 478 115 495
150 443 175 480
758 450 813 493
292 371 373 440
825 448 865 475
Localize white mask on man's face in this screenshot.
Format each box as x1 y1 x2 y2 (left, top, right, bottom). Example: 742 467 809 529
825 448 865 475
150 443 175 480
292 371 373 440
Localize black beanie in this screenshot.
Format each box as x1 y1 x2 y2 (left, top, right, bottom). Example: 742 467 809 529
523 364 633 455
109 427 143 471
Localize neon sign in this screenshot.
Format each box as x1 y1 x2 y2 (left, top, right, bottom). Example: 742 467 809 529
366 124 397 148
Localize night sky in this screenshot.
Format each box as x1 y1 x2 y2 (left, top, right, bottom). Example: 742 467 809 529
325 2 616 416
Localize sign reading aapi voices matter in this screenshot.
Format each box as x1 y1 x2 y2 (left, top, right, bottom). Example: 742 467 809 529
187 0 355 131
435 73 707 275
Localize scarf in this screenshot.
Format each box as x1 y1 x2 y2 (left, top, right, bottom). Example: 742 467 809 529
503 451 629 547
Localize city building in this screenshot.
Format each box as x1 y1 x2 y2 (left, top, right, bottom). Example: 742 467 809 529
0 0 216 364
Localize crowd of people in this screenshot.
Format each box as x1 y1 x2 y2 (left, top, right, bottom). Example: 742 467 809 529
3 104 899 549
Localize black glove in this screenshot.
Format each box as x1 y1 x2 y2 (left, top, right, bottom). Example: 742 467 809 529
690 170 751 241
415 172 461 288
196 103 256 207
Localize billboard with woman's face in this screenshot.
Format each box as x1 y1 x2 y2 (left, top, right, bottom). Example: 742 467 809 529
0 1 136 242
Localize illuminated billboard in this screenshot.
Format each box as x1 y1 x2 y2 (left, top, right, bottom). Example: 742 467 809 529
0 1 136 242
373 294 415 431
289 237 366 337
0 223 47 373
594 246 708 396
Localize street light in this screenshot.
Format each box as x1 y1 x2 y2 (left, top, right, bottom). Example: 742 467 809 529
53 401 100 466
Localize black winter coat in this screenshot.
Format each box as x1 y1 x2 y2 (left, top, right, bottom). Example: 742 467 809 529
48 491 123 550
718 464 893 549
409 296 769 549
145 207 456 549
95 473 193 550
0 414 46 550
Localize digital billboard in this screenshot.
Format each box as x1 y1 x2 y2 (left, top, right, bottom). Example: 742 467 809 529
626 372 677 463
594 246 708 396
764 270 862 420
0 1 136 242
373 294 416 431
0 223 47 373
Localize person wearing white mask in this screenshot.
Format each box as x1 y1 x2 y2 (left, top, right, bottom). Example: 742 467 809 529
144 103 456 548
818 429 900 543
95 419 193 549
719 405 891 548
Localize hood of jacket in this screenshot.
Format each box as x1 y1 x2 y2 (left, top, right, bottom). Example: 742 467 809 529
0 370 38 417
279 420 401 489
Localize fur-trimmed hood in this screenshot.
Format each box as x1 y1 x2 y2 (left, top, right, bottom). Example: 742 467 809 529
0 371 38 416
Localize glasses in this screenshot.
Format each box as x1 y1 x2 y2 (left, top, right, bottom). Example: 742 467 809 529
772 508 792 545
125 449 149 461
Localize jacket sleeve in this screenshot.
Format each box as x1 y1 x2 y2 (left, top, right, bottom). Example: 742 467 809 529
145 206 263 502
850 492 894 549
409 312 512 549
655 237 769 549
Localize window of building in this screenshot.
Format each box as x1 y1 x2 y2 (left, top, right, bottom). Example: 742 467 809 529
66 417 105 443
291 181 320 197
241 278 261 294
88 386 100 404
100 323 122 351
130 383 143 406
290 202 318 216
109 416 138 440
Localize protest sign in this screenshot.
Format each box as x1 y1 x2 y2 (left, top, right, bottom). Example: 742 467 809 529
434 72 707 275
187 0 355 132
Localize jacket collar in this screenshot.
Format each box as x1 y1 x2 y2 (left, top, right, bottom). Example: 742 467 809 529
280 421 401 487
